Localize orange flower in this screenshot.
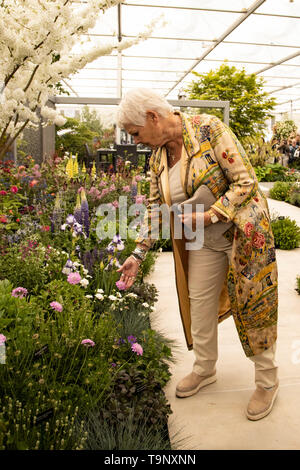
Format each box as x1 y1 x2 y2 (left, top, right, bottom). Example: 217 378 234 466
29 179 38 188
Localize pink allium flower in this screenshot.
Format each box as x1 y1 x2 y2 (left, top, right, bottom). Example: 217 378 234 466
10 186 18 193
67 272 82 285
50 301 63 312
11 287 28 298
131 342 143 356
81 339 95 347
116 280 126 290
0 334 6 344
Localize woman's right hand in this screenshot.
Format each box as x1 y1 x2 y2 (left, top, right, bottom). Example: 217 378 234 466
117 255 140 290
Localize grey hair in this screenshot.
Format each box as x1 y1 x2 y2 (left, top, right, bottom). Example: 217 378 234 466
116 88 173 128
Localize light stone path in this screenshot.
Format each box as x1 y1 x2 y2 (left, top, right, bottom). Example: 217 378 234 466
146 191 300 450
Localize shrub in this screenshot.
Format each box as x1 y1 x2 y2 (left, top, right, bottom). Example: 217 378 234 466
288 185 300 207
269 181 292 201
255 163 289 182
271 217 300 250
296 276 300 295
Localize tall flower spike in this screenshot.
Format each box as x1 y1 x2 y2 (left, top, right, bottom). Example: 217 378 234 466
74 193 82 224
66 156 74 179
82 161 86 174
80 188 90 237
91 161 96 179
51 192 62 232
73 154 79 177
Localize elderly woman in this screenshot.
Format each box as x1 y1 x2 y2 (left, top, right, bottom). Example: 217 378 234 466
116 88 279 421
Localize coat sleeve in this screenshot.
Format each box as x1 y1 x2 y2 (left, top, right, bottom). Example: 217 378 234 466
209 116 259 223
134 166 163 249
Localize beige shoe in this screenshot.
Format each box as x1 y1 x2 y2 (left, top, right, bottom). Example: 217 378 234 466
246 382 279 421
176 372 217 398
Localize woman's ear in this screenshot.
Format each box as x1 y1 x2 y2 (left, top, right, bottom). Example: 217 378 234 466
146 110 159 123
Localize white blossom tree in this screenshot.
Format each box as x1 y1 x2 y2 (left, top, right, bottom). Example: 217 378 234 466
0 0 157 159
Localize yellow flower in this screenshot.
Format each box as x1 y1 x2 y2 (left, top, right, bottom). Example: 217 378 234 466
91 161 96 178
260 219 269 231
81 162 86 174
66 157 74 178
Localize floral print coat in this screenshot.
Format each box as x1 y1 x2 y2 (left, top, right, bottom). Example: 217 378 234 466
135 112 278 358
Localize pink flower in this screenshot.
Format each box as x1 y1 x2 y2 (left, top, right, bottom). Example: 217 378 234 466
67 272 82 284
135 195 146 204
99 181 106 187
10 186 18 193
29 179 38 188
244 222 255 238
0 334 6 344
122 185 130 192
81 339 95 347
252 232 265 249
50 301 63 312
131 342 143 356
0 215 7 223
0 190 7 196
112 200 119 208
135 175 142 182
41 225 50 232
109 184 116 192
11 287 28 298
116 280 126 290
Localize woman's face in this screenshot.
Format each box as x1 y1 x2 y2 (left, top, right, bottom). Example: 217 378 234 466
124 111 166 150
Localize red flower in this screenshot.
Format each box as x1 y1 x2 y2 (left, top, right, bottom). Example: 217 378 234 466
41 225 50 232
0 215 7 223
222 151 228 159
252 232 265 249
254 197 259 202
244 222 255 238
29 179 38 188
228 158 234 164
10 186 18 193
0 190 7 196
16 218 20 223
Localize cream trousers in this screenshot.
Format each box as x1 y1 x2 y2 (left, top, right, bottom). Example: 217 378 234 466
188 235 278 389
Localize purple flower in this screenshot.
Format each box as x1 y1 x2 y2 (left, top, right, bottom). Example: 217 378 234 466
11 287 28 298
0 334 6 344
50 301 63 312
67 272 82 284
80 191 90 237
131 342 143 356
66 214 76 225
65 259 73 268
111 363 117 367
81 339 95 347
127 335 137 344
116 280 126 291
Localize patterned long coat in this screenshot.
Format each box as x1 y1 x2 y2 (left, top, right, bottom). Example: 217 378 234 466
135 112 278 358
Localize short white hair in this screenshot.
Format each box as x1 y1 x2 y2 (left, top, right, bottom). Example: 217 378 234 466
116 88 173 128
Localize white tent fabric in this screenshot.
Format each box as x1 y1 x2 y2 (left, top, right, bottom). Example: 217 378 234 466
66 0 300 114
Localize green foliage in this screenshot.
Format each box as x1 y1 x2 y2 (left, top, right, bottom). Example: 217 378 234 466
269 181 293 201
254 163 289 182
241 136 280 168
271 217 300 250
185 63 276 139
55 117 98 160
296 276 300 295
83 409 171 450
287 185 300 207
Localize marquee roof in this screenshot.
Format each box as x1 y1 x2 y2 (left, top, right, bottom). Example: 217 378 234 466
64 0 300 115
